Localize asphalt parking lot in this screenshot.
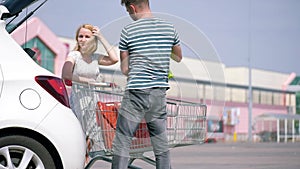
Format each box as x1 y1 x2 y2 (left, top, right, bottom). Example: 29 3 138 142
88 142 300 169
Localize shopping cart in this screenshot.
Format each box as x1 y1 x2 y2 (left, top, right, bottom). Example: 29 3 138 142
72 82 207 169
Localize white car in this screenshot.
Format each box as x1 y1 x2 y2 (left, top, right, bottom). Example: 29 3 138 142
0 0 86 168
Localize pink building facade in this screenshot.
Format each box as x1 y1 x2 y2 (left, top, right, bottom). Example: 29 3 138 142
11 17 68 76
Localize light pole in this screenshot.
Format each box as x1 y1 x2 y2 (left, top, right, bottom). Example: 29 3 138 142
248 0 253 143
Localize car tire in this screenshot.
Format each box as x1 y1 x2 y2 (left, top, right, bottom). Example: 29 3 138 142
0 135 56 169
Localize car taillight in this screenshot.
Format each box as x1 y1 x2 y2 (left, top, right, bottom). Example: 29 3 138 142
35 75 70 108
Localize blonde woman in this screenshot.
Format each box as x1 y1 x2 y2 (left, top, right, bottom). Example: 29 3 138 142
62 23 118 118
61 24 118 163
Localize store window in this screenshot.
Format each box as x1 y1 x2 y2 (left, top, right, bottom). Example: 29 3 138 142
22 37 55 73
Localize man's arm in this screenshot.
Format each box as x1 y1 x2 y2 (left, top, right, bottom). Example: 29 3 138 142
120 50 129 76
171 44 182 62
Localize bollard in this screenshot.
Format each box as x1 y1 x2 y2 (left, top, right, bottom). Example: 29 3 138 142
233 132 237 142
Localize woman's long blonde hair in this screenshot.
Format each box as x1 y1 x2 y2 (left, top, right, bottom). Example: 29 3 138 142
73 24 97 54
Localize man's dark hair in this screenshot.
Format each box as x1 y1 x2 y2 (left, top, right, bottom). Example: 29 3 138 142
121 0 149 7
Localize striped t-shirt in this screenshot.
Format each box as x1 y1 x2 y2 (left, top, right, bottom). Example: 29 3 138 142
119 17 180 89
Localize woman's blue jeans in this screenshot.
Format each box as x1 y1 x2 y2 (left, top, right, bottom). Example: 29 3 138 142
111 88 171 169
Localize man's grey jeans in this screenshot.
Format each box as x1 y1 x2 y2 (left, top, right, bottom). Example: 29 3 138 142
111 88 171 169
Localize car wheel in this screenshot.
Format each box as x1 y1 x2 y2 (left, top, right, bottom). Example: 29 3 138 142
0 135 56 169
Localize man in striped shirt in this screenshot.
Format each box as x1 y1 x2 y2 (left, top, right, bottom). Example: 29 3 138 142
112 0 182 168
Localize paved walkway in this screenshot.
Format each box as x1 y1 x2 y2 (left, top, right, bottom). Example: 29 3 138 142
88 142 300 169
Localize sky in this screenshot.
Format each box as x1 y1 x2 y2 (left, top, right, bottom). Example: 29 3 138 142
24 0 300 75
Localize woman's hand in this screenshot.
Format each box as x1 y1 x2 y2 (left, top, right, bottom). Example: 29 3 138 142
92 26 103 40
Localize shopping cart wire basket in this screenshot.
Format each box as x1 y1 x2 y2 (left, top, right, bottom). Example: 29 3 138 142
72 82 207 169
